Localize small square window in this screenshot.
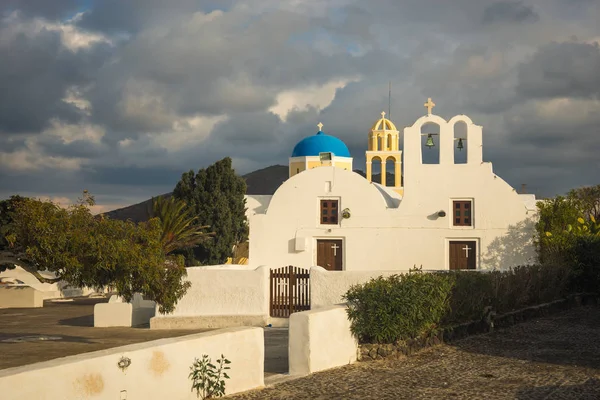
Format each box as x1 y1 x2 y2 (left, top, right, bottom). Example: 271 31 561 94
320 199 339 225
452 200 473 227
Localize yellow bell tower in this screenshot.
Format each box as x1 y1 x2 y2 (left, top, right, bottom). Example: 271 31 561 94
366 111 403 195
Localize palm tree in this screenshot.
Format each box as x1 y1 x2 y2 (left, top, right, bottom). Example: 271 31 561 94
150 196 213 255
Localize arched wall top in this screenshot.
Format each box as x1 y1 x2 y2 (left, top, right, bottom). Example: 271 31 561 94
408 114 478 130
385 155 399 162
409 114 447 130
448 114 475 127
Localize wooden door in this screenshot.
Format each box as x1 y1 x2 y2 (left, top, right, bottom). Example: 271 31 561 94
316 239 343 271
449 241 477 270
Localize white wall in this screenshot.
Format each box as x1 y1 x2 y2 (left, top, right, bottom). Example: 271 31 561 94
289 305 357 376
248 113 537 271
151 265 270 329
94 294 156 327
310 266 408 309
0 266 98 299
0 327 264 400
0 286 44 308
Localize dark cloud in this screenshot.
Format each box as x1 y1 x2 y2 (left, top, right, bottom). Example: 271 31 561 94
81 165 184 187
482 1 539 24
0 0 599 206
1 0 82 20
0 17 112 134
517 41 600 99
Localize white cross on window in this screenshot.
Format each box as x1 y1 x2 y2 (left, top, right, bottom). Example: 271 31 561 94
331 244 340 256
463 245 472 258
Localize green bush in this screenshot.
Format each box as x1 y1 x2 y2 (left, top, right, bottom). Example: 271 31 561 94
343 271 454 344
570 236 600 293
345 264 572 344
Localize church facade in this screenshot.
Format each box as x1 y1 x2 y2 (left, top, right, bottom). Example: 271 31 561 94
246 100 537 271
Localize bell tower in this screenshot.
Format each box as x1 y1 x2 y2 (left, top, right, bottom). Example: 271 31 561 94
366 111 403 195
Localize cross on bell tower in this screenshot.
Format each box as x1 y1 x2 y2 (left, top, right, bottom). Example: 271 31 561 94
424 98 436 115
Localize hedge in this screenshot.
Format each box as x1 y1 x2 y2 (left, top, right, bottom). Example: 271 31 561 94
343 264 572 344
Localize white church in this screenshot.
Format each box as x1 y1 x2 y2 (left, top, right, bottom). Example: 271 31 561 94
246 99 538 271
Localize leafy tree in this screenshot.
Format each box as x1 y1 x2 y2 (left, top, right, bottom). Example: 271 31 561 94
568 185 600 221
0 193 190 313
537 187 600 293
150 195 214 254
173 157 248 265
0 195 27 252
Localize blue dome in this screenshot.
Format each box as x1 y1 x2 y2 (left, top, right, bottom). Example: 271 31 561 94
291 131 351 157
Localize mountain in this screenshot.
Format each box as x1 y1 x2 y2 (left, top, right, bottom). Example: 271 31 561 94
102 165 394 222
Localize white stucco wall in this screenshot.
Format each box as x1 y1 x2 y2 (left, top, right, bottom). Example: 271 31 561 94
248 113 537 272
150 266 270 328
289 305 357 376
94 294 156 327
0 327 264 400
0 286 44 308
0 266 98 299
310 266 409 309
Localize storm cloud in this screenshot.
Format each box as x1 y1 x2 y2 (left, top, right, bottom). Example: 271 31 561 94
0 0 599 211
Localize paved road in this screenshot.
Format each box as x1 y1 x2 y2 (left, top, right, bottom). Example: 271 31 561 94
0 298 209 370
264 328 289 378
230 306 600 399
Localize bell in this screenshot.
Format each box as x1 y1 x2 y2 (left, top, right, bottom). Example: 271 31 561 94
457 138 464 151
425 134 435 149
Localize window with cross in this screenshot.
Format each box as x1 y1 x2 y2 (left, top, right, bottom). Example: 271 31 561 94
453 200 473 227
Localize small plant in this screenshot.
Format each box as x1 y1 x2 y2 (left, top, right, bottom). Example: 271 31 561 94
189 354 231 399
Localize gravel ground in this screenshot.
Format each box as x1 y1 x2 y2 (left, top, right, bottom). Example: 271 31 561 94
230 305 600 400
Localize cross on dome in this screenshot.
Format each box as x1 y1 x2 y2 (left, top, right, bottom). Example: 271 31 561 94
381 111 386 119
317 122 324 131
424 98 436 115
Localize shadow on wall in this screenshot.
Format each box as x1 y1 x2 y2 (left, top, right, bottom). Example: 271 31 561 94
516 379 600 399
482 217 537 270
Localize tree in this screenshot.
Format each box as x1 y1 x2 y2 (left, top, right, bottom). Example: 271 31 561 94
568 185 600 222
173 157 248 265
0 195 27 252
0 193 190 313
150 195 214 254
536 188 600 293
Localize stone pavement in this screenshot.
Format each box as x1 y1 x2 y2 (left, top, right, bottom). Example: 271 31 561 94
0 298 210 370
229 306 600 399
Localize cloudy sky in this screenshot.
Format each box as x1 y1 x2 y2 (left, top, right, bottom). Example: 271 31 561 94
1 0 599 212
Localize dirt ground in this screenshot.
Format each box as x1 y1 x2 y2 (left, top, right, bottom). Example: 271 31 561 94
0 298 210 370
230 305 600 400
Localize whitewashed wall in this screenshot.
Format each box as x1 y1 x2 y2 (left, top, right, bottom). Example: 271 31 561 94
248 113 537 271
289 305 357 376
310 266 409 309
151 265 270 329
0 266 98 299
0 327 264 400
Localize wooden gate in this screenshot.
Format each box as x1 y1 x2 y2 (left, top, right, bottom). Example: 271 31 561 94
270 266 310 318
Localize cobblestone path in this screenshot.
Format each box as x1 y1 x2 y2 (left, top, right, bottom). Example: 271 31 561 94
230 306 600 399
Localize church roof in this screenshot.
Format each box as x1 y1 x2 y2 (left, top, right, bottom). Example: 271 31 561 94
370 112 398 131
291 129 351 158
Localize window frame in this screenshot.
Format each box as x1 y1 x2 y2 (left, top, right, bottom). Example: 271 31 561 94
319 198 340 225
451 199 474 228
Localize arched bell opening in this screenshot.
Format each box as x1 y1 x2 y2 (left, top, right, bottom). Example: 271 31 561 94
371 156 383 184
385 156 398 187
454 121 468 164
421 122 440 164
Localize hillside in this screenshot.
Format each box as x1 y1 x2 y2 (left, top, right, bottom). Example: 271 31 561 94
103 165 394 222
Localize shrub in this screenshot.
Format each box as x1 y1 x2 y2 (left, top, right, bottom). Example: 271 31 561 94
345 264 572 344
343 271 454 344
